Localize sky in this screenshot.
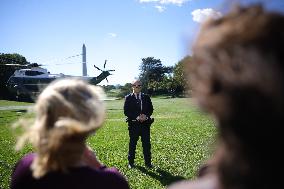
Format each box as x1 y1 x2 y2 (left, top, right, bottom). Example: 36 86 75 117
1 0 284 85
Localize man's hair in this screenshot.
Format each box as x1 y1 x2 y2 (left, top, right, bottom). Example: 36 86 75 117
15 78 106 178
131 80 142 85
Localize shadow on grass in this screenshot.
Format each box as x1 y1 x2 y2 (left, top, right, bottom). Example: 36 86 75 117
135 165 185 186
12 109 27 113
156 95 188 99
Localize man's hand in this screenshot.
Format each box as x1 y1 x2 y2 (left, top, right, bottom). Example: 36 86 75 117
139 114 147 122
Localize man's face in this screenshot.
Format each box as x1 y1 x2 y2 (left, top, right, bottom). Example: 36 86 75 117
132 81 142 94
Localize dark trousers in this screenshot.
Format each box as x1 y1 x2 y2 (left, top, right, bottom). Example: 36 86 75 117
128 122 151 166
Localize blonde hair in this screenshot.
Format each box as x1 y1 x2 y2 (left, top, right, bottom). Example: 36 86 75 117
16 78 106 178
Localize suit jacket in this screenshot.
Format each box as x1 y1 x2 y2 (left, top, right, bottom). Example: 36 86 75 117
124 93 153 122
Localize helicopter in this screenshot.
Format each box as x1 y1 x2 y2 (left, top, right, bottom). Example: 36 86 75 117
5 60 115 102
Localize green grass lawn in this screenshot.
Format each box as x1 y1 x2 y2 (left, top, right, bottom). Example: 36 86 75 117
0 97 217 189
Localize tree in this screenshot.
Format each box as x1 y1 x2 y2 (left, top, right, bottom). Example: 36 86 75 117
0 53 28 65
117 83 132 98
171 56 190 95
0 53 29 99
101 84 116 92
139 57 172 93
152 56 191 97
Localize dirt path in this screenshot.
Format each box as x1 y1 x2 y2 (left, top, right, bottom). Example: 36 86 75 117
0 105 32 111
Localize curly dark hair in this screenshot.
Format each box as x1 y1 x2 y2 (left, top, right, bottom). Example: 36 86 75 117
188 5 284 189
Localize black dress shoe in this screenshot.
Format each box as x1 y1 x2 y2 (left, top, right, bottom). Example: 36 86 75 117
128 164 135 169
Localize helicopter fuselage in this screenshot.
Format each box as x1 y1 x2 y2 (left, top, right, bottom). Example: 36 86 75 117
6 66 100 101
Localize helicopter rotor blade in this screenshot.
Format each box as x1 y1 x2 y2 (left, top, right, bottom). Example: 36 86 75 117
3 64 27 67
104 60 107 69
106 77 109 83
94 65 102 71
107 69 115 72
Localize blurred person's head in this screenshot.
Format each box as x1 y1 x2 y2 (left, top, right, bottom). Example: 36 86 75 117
16 78 105 178
188 4 284 188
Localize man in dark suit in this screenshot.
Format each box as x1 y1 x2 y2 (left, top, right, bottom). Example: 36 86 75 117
124 80 154 168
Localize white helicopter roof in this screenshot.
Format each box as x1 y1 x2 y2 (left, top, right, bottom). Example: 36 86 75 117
13 67 63 78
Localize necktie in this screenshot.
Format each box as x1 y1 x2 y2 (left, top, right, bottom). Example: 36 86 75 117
137 95 142 111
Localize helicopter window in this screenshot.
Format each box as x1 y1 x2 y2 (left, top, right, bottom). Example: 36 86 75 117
25 71 45 76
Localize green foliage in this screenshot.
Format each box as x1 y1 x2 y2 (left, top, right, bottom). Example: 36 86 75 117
0 53 28 65
138 56 190 96
0 98 216 189
139 57 172 94
171 56 191 95
0 53 30 99
116 83 132 98
101 84 116 92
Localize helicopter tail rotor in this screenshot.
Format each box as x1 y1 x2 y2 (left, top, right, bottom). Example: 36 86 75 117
92 60 115 84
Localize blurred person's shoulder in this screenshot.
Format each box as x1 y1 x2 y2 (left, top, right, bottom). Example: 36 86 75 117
13 153 36 173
